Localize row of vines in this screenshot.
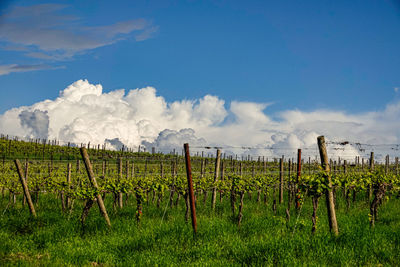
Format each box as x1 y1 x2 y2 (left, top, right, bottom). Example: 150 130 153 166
1 136 400 235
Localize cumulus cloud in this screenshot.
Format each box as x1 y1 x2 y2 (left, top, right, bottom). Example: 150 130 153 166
105 138 125 151
0 79 399 161
143 129 207 153
18 110 49 138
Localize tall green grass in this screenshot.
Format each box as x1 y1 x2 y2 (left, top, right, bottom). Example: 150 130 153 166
0 191 399 266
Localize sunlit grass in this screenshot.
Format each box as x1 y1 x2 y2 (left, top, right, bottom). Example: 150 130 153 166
0 191 399 266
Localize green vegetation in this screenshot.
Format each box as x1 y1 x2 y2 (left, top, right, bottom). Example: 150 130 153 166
0 137 399 266
0 135 154 161
1 191 399 266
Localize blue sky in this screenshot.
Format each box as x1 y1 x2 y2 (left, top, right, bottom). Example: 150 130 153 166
0 0 399 115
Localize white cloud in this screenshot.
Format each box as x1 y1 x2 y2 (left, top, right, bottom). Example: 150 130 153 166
1 79 399 161
0 4 157 59
18 110 49 138
143 128 207 153
135 26 159 42
0 64 64 75
0 4 158 74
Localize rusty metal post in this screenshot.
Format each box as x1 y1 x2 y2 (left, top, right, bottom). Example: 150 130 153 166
184 143 197 234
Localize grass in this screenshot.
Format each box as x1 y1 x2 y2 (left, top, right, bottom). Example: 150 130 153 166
0 191 399 266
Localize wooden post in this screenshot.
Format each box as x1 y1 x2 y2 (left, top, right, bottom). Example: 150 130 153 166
221 161 225 180
295 149 302 209
77 159 80 173
170 161 177 206
368 152 374 202
66 163 72 208
343 159 350 209
160 162 164 178
23 160 29 206
220 160 225 202
144 159 148 178
200 159 205 179
80 148 111 227
184 143 197 234
286 157 292 222
126 160 130 179
279 156 284 204
288 158 292 197
102 160 106 177
14 159 36 217
369 152 374 171
263 157 266 174
211 149 221 210
42 139 46 160
385 155 389 175
317 136 339 235
118 157 123 208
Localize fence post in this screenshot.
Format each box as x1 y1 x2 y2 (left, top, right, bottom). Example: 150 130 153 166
279 156 284 204
23 160 28 206
80 148 111 227
368 152 374 202
211 149 221 209
296 149 302 209
369 152 374 171
14 159 36 217
317 136 339 236
184 143 197 234
67 163 72 208
385 155 389 175
118 157 123 208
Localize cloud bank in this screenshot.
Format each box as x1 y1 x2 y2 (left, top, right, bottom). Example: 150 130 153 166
1 79 399 161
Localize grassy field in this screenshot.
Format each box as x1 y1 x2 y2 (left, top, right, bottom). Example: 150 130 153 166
0 191 399 266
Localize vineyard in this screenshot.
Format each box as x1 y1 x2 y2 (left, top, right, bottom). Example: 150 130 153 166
0 135 400 265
